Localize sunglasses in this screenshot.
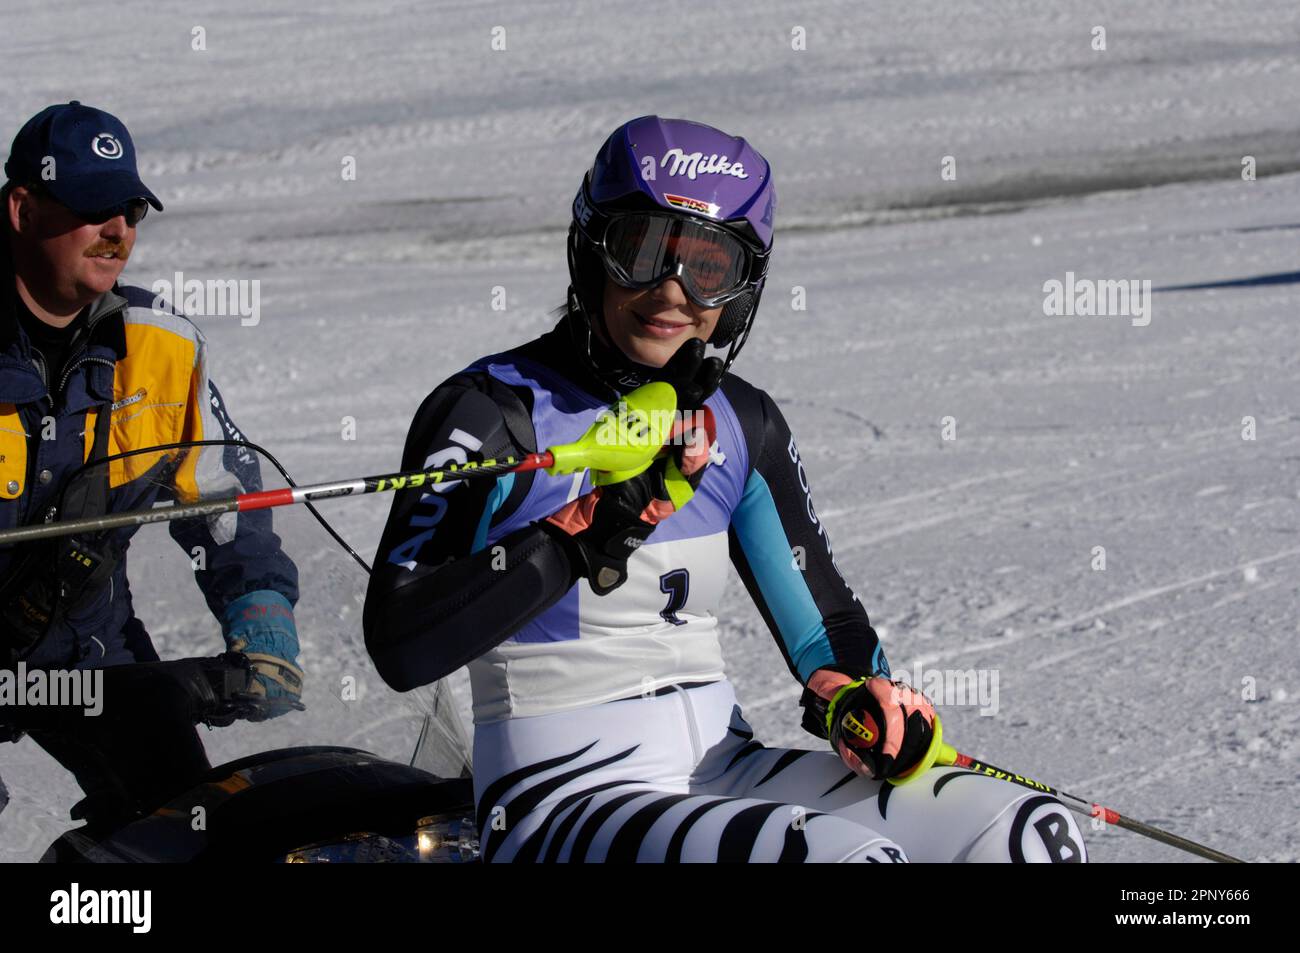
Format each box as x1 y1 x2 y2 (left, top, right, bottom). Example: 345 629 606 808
80 197 150 228
592 211 766 309
25 183 149 227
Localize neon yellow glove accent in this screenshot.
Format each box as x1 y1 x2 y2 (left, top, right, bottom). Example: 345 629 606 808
887 713 959 786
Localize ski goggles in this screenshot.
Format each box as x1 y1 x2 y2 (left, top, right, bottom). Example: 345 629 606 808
589 210 767 308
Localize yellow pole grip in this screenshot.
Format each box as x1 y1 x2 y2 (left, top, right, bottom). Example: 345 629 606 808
887 713 959 786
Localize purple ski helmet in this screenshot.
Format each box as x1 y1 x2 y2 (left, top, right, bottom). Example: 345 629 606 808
566 116 775 388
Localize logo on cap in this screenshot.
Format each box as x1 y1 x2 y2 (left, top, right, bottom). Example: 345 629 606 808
91 134 124 160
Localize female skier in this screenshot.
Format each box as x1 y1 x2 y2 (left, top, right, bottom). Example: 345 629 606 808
362 116 1087 863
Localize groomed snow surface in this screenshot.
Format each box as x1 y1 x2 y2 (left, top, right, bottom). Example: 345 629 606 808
1 1 1296 861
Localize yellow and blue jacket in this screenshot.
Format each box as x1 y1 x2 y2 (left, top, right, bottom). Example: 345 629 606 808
0 270 297 670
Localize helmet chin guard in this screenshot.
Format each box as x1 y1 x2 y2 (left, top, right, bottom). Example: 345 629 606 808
563 286 661 399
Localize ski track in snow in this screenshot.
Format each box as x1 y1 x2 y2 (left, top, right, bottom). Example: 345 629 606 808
3 0 1299 862
913 545 1300 666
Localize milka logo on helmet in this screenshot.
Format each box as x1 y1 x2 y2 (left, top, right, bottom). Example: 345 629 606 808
664 193 721 218
659 148 748 180
91 133 124 160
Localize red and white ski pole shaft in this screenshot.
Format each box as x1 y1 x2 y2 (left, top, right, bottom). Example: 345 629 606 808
939 747 1244 863
885 716 1243 861
0 379 687 548
0 452 555 546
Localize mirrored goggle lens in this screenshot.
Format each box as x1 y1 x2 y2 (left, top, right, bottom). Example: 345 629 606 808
605 214 749 300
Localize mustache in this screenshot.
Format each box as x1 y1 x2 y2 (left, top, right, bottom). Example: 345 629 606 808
83 241 129 259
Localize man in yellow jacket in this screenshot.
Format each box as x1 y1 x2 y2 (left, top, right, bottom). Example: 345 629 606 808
0 102 302 831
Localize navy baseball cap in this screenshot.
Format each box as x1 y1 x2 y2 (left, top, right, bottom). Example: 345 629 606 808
4 101 162 216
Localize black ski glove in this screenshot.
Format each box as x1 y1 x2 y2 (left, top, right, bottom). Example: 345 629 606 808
805 668 937 781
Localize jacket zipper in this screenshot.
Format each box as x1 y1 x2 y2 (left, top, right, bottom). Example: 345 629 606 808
58 355 117 396
22 354 117 525
51 294 128 396
11 301 124 526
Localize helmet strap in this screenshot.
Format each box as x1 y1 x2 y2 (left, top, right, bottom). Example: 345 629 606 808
564 288 657 399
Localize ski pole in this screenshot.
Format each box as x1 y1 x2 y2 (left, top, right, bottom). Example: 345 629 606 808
0 454 549 545
0 381 683 547
886 714 1244 863
939 748 1244 863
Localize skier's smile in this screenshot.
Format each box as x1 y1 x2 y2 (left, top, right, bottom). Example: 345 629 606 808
632 308 690 335
601 277 723 368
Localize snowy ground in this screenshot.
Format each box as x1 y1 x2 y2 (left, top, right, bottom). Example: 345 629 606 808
1 0 1297 861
